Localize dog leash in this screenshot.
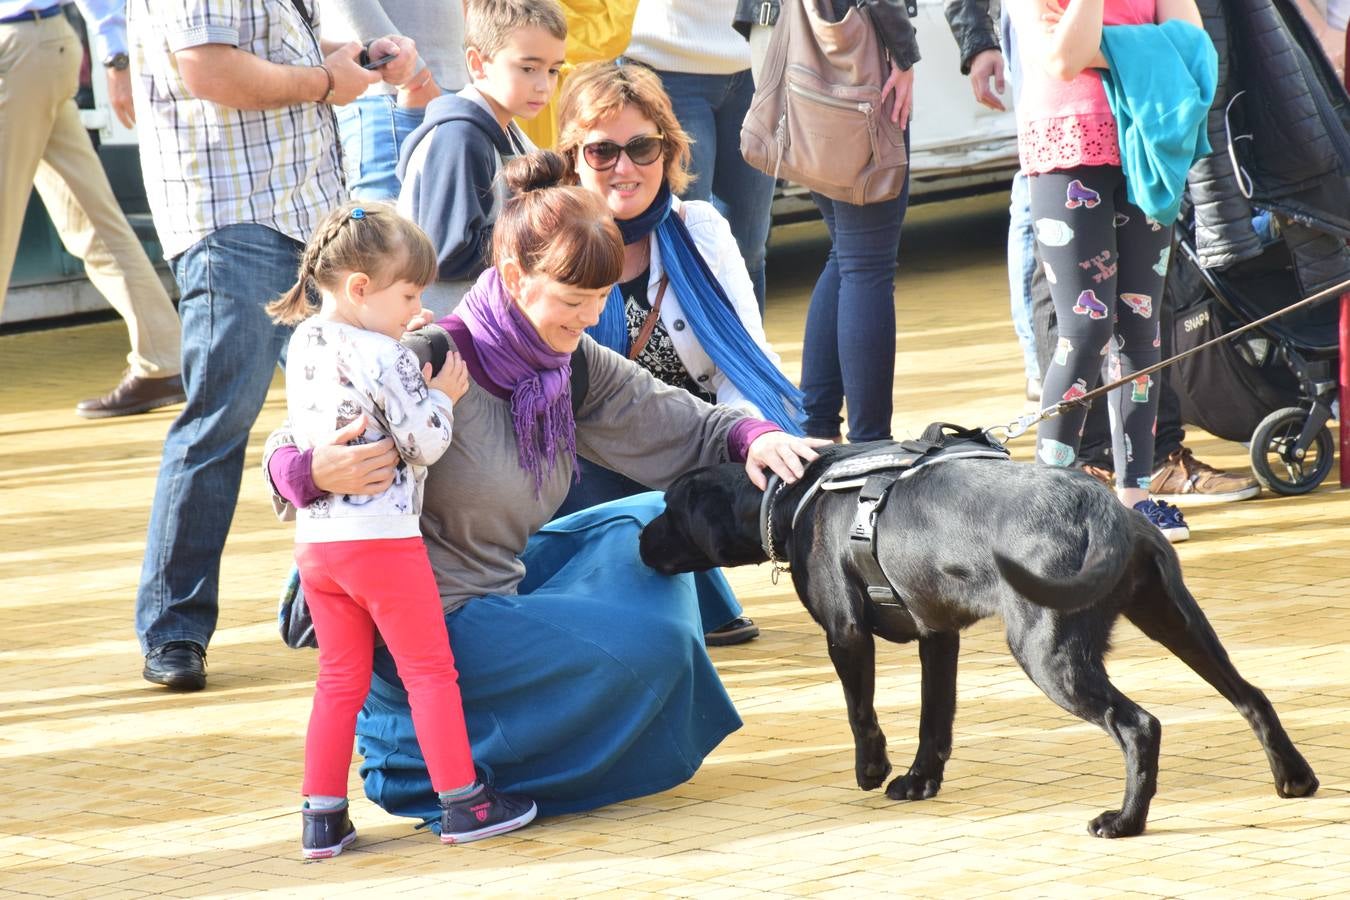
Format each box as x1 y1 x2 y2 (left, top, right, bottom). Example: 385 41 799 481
986 273 1350 443
759 472 790 583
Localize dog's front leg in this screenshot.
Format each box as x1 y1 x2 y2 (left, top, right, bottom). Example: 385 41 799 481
826 624 891 790
887 631 958 801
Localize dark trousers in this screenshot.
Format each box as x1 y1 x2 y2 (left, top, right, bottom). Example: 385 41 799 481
801 170 910 442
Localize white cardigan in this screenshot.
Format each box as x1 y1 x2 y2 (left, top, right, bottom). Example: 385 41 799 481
646 198 783 417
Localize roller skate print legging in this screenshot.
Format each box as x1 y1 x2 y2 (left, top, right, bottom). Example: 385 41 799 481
1028 165 1170 490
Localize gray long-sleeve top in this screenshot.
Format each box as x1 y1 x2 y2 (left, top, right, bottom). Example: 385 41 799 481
323 0 469 94
268 331 749 615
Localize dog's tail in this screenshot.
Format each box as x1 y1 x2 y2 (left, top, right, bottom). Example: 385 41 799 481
991 509 1131 613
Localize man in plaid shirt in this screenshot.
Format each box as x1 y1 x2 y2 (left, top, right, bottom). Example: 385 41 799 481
129 0 419 690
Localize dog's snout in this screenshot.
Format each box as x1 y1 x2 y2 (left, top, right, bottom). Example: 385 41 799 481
638 519 669 571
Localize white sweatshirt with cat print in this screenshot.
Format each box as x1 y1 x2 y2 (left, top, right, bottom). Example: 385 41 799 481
284 319 454 543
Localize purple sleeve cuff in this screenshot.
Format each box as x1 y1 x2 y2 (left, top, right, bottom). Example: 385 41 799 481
728 419 782 463
269 444 326 508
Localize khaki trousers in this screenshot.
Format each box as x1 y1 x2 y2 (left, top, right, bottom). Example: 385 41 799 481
0 13 180 378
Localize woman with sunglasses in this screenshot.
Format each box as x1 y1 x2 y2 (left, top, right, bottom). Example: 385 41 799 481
551 60 805 647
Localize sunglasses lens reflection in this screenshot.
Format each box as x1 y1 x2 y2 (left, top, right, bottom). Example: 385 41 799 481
627 137 662 165
584 142 621 168
583 136 663 170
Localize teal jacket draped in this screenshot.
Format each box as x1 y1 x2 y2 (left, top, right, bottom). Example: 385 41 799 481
1099 20 1218 223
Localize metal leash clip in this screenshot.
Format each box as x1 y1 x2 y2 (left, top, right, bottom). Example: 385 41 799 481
985 411 1041 444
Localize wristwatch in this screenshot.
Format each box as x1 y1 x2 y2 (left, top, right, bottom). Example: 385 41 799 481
103 52 130 70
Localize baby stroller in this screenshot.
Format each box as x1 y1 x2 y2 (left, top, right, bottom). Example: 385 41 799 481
1158 0 1350 495
1165 218 1343 495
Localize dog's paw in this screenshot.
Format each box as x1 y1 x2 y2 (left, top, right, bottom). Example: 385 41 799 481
1275 765 1319 799
856 758 892 791
884 771 942 801
1087 810 1144 838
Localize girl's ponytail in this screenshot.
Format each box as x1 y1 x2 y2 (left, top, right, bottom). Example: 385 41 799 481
267 201 438 324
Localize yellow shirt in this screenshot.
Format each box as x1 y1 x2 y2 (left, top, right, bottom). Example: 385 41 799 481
515 0 639 149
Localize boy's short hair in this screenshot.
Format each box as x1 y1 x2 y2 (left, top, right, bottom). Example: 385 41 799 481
465 0 568 58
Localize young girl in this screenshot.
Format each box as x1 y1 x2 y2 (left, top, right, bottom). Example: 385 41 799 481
268 202 537 859
1009 0 1201 541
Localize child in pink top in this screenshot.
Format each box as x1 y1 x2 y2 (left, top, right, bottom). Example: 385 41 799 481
1008 0 1203 542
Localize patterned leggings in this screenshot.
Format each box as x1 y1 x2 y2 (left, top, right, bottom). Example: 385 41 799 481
1028 165 1171 490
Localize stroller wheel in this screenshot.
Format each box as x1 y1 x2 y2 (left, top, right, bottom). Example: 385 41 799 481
1249 407 1335 496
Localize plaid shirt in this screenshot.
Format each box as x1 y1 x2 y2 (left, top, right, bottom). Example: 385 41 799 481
128 0 345 260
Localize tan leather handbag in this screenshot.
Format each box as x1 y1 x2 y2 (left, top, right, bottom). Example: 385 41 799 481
740 0 909 206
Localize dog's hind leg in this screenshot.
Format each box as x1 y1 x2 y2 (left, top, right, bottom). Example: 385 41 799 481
1123 550 1319 800
886 632 958 801
1007 616 1161 838
825 620 892 791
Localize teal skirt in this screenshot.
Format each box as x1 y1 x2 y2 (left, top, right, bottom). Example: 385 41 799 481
356 493 744 825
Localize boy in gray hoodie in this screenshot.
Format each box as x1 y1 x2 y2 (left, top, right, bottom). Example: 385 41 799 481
397 0 567 312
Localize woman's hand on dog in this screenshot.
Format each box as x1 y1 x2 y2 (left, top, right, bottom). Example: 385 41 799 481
311 413 402 496
745 432 830 489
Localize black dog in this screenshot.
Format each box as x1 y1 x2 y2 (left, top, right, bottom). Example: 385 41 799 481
639 445 1318 837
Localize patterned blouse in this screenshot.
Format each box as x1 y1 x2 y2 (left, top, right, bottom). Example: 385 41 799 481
620 268 715 405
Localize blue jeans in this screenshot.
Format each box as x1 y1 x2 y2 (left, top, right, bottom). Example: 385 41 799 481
656 69 774 312
135 224 300 653
336 95 426 201
801 171 910 442
1008 170 1039 380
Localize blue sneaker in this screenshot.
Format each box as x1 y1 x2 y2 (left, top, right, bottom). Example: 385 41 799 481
439 785 537 844
301 803 357 860
1133 498 1190 543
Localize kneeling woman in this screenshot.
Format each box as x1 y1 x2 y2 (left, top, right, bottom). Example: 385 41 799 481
266 152 821 828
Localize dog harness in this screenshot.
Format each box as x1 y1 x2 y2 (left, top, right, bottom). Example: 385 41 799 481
760 423 1010 612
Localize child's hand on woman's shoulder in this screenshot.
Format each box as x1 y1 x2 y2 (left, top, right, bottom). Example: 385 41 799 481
426 352 470 403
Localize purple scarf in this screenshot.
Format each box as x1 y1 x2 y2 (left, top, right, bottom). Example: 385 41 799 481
456 268 576 490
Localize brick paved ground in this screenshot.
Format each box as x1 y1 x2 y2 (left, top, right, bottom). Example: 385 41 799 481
3 198 1348 897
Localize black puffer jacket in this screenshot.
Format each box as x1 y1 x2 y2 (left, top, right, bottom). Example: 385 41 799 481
1189 0 1350 292
733 0 923 70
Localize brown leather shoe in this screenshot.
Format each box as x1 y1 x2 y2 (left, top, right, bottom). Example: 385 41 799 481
75 373 185 419
1151 446 1260 505
1078 463 1114 488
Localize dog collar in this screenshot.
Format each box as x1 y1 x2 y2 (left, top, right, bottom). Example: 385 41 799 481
759 473 790 583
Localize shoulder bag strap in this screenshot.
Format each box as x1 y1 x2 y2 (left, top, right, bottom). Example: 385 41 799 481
626 277 670 361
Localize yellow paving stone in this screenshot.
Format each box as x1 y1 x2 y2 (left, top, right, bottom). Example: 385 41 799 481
3 198 1350 897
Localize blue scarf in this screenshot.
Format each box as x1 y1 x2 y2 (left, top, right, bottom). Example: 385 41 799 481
588 183 805 434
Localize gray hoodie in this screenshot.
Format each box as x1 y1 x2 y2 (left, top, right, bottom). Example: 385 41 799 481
396 87 534 312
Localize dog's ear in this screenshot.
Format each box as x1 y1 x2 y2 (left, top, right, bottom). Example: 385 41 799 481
641 465 768 573
685 464 769 567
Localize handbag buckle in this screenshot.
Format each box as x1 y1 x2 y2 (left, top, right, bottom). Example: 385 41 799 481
757 1 777 26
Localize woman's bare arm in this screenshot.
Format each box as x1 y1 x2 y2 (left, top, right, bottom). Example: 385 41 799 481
1009 0 1108 81
1155 0 1203 28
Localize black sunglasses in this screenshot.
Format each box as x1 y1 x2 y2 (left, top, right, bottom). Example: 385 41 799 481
581 134 665 171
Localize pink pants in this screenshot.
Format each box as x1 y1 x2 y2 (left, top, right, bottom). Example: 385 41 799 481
297 537 474 797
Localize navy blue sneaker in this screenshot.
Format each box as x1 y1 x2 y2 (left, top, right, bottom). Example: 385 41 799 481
301 803 357 860
1133 498 1190 543
439 785 537 844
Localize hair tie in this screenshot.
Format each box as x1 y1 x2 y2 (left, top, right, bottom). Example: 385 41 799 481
350 208 366 220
